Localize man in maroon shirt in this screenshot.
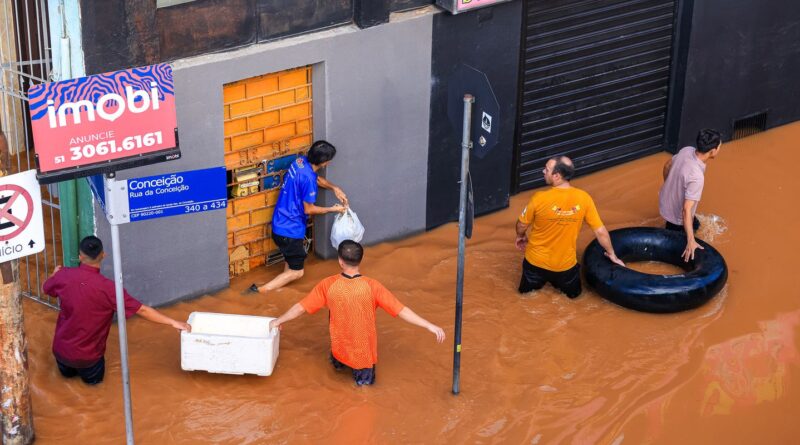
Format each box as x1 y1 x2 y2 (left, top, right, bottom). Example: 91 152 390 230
43 236 190 385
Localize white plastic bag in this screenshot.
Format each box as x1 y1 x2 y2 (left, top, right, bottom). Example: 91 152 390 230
330 208 365 249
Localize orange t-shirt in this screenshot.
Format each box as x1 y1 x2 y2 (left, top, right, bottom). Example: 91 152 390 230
518 186 603 272
300 274 405 369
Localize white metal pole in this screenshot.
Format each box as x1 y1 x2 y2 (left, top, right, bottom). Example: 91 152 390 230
107 176 135 445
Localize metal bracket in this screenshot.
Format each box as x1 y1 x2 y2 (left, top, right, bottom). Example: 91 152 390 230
103 176 131 225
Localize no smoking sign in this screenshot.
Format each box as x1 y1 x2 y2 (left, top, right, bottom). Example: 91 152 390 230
0 170 44 262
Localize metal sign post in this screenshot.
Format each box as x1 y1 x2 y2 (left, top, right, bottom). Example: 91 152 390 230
453 94 474 395
28 63 184 445
85 166 229 444
104 175 135 445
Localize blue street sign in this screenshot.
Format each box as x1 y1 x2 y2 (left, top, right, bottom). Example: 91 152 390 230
126 167 227 222
87 174 106 213
88 167 227 224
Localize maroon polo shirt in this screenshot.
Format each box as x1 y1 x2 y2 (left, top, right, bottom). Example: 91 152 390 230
43 263 142 368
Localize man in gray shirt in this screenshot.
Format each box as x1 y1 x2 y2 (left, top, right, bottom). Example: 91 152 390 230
659 129 723 262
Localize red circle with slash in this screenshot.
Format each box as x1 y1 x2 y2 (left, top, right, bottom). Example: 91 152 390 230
0 184 34 242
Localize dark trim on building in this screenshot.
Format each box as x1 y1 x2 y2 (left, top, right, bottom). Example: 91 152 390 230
355 0 390 28
426 2 522 229
664 0 695 154
390 0 433 12
255 0 352 43
79 0 354 73
510 0 529 196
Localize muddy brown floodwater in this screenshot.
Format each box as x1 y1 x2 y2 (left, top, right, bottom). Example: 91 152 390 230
20 123 800 444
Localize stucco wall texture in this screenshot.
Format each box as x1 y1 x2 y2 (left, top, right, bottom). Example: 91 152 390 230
97 10 434 306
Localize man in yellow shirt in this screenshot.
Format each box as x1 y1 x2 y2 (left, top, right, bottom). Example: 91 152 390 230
515 156 625 298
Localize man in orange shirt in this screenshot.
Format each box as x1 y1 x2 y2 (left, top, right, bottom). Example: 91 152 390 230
269 240 445 385
515 156 625 298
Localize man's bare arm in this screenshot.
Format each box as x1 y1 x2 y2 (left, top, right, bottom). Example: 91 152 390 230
136 305 191 331
662 158 673 181
269 303 307 331
681 199 703 262
303 201 345 216
593 226 626 267
515 221 529 251
317 176 348 206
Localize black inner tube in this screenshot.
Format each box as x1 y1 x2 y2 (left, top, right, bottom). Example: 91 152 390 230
583 227 728 313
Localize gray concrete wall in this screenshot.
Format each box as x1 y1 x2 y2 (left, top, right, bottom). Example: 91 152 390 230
96 9 434 306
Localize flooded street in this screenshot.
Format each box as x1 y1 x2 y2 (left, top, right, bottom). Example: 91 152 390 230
22 123 800 444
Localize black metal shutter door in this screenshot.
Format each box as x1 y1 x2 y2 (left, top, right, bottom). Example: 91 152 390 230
516 0 676 191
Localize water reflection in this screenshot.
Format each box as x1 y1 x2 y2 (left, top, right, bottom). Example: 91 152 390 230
701 310 800 415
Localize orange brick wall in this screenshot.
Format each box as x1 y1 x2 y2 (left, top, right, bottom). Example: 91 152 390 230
224 66 313 276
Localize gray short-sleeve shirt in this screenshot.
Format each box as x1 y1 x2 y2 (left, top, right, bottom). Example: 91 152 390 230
658 146 706 225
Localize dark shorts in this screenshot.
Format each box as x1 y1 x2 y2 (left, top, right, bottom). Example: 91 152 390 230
665 216 701 233
518 259 582 299
330 353 376 386
57 357 105 385
272 233 307 271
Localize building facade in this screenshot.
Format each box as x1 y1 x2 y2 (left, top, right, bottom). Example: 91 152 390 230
12 0 798 306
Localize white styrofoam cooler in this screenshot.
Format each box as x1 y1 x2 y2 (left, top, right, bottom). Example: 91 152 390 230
181 312 279 376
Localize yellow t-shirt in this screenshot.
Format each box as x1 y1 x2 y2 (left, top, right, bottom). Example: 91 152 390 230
518 186 604 272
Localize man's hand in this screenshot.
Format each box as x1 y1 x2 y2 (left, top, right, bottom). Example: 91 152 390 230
329 204 346 214
683 239 704 262
428 324 446 343
333 187 348 207
172 321 191 332
515 235 528 251
269 319 282 332
604 252 626 267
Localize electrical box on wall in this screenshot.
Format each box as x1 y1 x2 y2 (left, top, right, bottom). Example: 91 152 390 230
436 0 515 14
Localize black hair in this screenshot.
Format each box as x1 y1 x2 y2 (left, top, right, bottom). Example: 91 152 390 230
307 140 337 165
696 129 722 153
550 156 575 181
337 240 363 266
79 236 104 260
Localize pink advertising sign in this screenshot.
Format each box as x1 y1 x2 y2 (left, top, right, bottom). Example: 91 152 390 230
436 0 514 14
28 64 180 183
457 0 510 12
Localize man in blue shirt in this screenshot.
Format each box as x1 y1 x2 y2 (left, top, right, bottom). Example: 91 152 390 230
250 140 347 294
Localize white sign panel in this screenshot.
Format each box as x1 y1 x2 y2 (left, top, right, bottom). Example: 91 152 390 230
0 170 45 261
482 111 492 133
